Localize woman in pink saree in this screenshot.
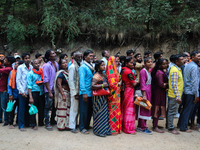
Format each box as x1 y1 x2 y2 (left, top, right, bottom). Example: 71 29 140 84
121 56 137 134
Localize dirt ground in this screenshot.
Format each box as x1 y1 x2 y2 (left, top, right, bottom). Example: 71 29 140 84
0 118 199 150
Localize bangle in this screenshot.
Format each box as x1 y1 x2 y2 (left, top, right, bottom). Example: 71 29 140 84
101 84 104 88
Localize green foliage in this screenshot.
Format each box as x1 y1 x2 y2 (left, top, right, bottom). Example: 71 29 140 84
0 0 200 51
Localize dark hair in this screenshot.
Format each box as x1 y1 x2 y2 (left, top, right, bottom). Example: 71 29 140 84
44 50 52 62
35 53 42 59
134 53 141 59
174 54 183 62
102 50 107 57
126 50 134 56
83 50 93 60
60 54 68 60
144 57 152 63
115 54 120 58
190 51 199 58
122 56 133 67
17 60 24 65
119 56 126 63
71 51 76 57
21 53 30 60
151 58 167 89
169 54 176 62
144 51 151 56
153 52 163 60
95 60 104 72
5 56 16 65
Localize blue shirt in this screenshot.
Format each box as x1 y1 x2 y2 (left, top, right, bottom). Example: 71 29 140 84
27 70 44 94
183 61 199 97
79 63 94 97
7 72 19 99
16 63 33 94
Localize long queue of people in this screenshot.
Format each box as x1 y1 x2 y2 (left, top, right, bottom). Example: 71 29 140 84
0 48 200 137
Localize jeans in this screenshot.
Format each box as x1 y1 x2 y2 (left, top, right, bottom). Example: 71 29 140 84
178 94 195 131
0 92 9 123
79 95 93 131
18 95 29 129
44 93 56 126
167 97 177 130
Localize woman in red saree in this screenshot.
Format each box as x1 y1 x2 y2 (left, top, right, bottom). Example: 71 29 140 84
121 56 137 134
105 56 122 134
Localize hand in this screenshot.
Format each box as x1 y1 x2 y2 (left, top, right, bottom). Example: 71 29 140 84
48 92 53 99
62 94 66 102
29 97 34 104
142 97 147 102
118 81 122 87
103 82 108 88
194 97 199 104
176 99 182 104
22 93 27 98
9 95 13 100
83 94 88 102
75 95 79 100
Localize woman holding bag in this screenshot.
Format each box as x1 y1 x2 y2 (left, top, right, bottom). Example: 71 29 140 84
91 60 111 137
121 56 138 134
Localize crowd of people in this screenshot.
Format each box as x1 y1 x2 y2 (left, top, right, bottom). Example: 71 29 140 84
0 48 200 137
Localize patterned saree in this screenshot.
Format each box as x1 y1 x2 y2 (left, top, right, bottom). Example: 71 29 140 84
105 56 122 134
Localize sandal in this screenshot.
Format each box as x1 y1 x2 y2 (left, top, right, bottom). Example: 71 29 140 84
81 129 89 134
19 128 26 132
45 125 53 131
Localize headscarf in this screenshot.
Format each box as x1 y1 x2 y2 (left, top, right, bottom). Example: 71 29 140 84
105 56 120 93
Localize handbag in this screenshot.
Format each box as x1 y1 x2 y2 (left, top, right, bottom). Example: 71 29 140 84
92 73 110 96
92 88 110 96
134 96 152 110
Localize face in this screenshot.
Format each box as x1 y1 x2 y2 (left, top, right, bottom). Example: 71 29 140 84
128 53 134 59
126 58 134 69
74 53 82 64
38 56 43 63
3 58 9 66
145 59 153 68
0 55 4 61
192 53 200 64
23 55 31 65
93 56 97 63
159 54 163 59
85 53 94 63
49 51 56 61
61 59 68 70
136 54 142 63
99 62 105 71
64 55 68 62
33 60 40 70
176 57 184 67
14 61 19 70
115 57 120 66
160 60 168 70
105 51 110 58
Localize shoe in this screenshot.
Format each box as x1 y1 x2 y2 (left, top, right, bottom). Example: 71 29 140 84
136 127 143 132
19 128 26 132
45 125 53 131
142 128 152 135
71 129 78 133
153 127 164 133
169 129 179 135
159 117 164 120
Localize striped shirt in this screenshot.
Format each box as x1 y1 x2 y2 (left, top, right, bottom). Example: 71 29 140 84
183 61 199 97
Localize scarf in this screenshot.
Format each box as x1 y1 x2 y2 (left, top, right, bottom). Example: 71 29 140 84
9 69 17 89
83 60 94 72
54 70 69 108
32 68 44 84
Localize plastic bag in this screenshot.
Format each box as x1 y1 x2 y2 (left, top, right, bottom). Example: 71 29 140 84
6 100 16 112
29 104 38 115
134 96 152 110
